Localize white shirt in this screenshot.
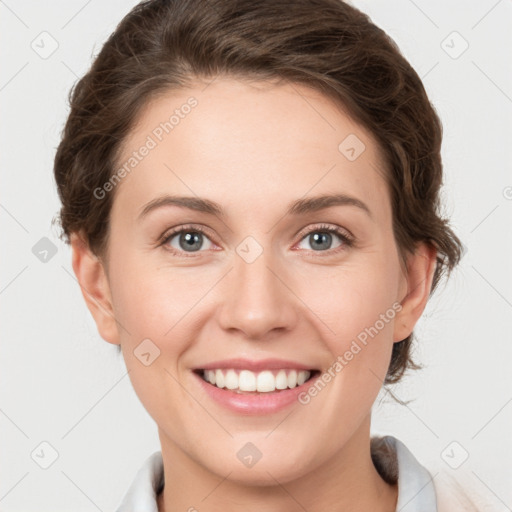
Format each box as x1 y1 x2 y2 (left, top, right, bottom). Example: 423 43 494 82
115 435 459 511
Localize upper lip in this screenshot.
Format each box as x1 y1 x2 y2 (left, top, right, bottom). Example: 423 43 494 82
194 358 318 372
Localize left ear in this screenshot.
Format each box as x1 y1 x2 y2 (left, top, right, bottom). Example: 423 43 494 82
393 242 437 343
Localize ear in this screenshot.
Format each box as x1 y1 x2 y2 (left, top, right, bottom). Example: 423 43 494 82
393 242 437 343
70 232 120 345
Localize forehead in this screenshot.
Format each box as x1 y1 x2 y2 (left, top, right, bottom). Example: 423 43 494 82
112 77 390 223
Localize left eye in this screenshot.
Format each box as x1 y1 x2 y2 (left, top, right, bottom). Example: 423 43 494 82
296 228 349 252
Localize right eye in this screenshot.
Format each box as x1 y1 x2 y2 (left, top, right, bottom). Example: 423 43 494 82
161 225 216 256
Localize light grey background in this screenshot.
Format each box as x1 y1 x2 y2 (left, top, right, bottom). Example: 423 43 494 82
1 1 511 510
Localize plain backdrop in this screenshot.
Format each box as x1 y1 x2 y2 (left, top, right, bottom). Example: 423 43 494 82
1 1 511 510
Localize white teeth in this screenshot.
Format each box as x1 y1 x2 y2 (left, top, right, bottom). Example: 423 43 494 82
203 369 312 392
256 370 275 392
239 370 256 391
225 369 238 390
297 370 308 386
287 369 297 388
215 369 225 388
275 370 288 390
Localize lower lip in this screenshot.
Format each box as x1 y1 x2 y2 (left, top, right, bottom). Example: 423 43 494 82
192 371 318 415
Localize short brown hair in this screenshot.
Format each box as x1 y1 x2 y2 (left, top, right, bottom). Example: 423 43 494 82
53 0 464 383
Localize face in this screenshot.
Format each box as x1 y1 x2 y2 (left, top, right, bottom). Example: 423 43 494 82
75 77 430 485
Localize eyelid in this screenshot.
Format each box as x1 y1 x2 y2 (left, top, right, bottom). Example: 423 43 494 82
294 222 354 244
159 223 214 243
158 223 217 251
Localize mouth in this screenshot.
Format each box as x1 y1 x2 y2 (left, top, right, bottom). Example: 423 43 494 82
193 368 321 394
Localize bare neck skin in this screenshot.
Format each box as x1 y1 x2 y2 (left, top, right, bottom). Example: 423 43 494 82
156 416 398 512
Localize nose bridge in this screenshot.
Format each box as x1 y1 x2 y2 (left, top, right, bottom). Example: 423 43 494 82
217 238 297 338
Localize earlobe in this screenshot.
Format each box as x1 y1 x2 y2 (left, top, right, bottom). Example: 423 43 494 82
70 232 120 345
393 242 437 343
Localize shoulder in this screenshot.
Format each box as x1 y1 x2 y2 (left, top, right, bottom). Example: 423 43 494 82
371 435 489 512
428 464 495 512
115 451 164 512
371 435 436 510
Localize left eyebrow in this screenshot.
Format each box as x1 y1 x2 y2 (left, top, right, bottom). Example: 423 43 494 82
137 193 373 221
287 193 373 219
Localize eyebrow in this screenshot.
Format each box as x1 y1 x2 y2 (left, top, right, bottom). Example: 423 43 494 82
137 193 373 220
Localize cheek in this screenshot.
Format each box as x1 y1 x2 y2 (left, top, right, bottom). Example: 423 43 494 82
108 246 206 347
293 252 402 416
294 259 400 427
298 252 401 349
109 255 205 431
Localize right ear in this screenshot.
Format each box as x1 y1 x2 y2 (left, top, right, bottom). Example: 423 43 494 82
70 232 120 345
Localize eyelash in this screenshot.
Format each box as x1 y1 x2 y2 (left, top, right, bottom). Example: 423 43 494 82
159 223 355 258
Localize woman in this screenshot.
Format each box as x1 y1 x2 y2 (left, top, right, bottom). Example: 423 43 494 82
53 0 474 510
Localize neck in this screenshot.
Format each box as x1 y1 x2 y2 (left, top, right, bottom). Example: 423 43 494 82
157 417 397 512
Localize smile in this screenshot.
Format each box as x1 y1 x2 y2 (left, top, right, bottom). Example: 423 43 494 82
191 358 322 414
195 368 320 394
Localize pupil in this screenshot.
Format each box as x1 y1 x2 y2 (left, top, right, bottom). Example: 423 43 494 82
180 232 202 251
311 232 331 251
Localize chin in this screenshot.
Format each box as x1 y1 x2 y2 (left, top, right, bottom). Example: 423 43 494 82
209 455 311 487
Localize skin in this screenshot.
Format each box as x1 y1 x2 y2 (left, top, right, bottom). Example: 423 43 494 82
71 77 437 512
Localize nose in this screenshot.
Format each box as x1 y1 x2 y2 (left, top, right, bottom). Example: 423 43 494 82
216 246 299 340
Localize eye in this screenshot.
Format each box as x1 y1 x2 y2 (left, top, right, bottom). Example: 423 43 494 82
295 224 354 254
160 225 215 255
